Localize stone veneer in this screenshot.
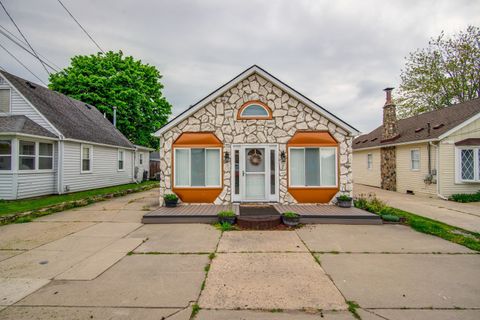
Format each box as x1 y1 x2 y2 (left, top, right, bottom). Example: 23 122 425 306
158 73 353 204
381 146 396 191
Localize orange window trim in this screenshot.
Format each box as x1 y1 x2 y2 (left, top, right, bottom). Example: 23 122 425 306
171 132 224 203
237 100 273 120
286 131 340 203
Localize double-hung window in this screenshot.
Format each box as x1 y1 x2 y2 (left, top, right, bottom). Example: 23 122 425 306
39 143 53 169
19 141 36 170
174 148 221 187
457 147 480 182
118 150 125 171
81 145 93 173
367 153 373 170
0 140 12 170
139 153 143 165
289 147 337 187
0 88 10 113
410 149 420 170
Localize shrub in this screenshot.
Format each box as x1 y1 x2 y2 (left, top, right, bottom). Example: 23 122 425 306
218 210 235 217
449 191 480 203
282 211 299 218
381 214 400 222
337 194 352 201
163 194 178 201
218 221 234 231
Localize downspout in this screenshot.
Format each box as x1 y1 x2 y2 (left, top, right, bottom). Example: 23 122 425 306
57 136 65 194
430 141 446 200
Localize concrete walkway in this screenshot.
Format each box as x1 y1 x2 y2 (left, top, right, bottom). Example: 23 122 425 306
0 189 479 319
354 183 480 233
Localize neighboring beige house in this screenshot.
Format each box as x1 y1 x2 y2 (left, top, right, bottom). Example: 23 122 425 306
154 65 359 205
353 89 480 198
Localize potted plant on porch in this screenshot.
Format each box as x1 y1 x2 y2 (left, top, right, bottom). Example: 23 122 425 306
163 194 179 207
336 194 353 208
281 211 300 227
218 210 236 224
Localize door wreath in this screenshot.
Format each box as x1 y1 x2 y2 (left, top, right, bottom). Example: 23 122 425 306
248 149 263 166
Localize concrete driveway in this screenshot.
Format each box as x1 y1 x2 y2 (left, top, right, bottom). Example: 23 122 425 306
0 189 479 319
354 183 480 233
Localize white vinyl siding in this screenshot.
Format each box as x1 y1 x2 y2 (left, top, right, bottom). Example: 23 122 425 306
173 148 221 187
63 141 133 193
2 76 57 135
396 143 436 196
288 147 337 187
352 149 381 187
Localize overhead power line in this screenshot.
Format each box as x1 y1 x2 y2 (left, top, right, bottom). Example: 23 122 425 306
0 26 59 72
0 24 61 70
0 42 46 85
0 0 51 76
56 0 105 53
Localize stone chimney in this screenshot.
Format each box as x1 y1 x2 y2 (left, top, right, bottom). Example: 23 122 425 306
380 87 397 191
382 87 397 140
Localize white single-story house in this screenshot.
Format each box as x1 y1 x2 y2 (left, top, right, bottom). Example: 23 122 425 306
353 88 480 198
134 145 154 181
0 70 149 200
154 65 359 205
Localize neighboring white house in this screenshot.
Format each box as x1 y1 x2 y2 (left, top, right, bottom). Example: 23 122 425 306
353 89 480 198
0 70 148 200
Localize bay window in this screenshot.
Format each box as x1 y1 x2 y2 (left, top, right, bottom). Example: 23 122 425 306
0 140 11 170
174 148 221 187
19 141 36 170
457 147 480 182
39 143 53 169
289 147 337 187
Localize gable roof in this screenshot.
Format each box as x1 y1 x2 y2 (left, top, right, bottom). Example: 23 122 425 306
0 70 134 149
0 115 58 138
353 98 480 150
154 65 359 136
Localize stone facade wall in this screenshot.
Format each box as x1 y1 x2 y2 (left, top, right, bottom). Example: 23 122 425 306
158 73 353 204
380 146 396 191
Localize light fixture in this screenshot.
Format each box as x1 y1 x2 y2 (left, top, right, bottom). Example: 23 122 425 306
224 151 230 163
280 151 286 163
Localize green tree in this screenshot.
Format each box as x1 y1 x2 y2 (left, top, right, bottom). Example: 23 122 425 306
49 51 171 148
397 26 480 118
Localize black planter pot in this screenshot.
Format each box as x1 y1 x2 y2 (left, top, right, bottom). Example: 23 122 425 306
219 216 236 224
336 197 352 208
164 199 178 207
282 215 300 227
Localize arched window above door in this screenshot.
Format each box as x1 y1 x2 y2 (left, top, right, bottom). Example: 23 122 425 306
237 101 272 120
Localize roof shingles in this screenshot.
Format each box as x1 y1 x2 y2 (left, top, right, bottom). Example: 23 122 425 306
353 98 480 149
0 71 134 148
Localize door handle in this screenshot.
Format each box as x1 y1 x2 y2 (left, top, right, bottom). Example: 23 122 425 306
242 170 245 176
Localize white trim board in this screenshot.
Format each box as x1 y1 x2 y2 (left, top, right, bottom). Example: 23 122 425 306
154 65 360 137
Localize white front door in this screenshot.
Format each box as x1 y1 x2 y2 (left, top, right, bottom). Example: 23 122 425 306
231 144 279 202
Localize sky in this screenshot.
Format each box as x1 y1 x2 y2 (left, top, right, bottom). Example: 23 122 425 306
1 0 479 133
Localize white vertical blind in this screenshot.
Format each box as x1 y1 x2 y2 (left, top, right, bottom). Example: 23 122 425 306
175 149 190 186
205 149 220 186
290 149 305 186
320 148 336 186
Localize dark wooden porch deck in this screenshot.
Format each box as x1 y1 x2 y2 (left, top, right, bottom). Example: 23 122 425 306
142 203 381 224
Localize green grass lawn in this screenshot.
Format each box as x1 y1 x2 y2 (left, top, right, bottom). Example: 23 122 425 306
354 194 480 251
0 180 158 217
